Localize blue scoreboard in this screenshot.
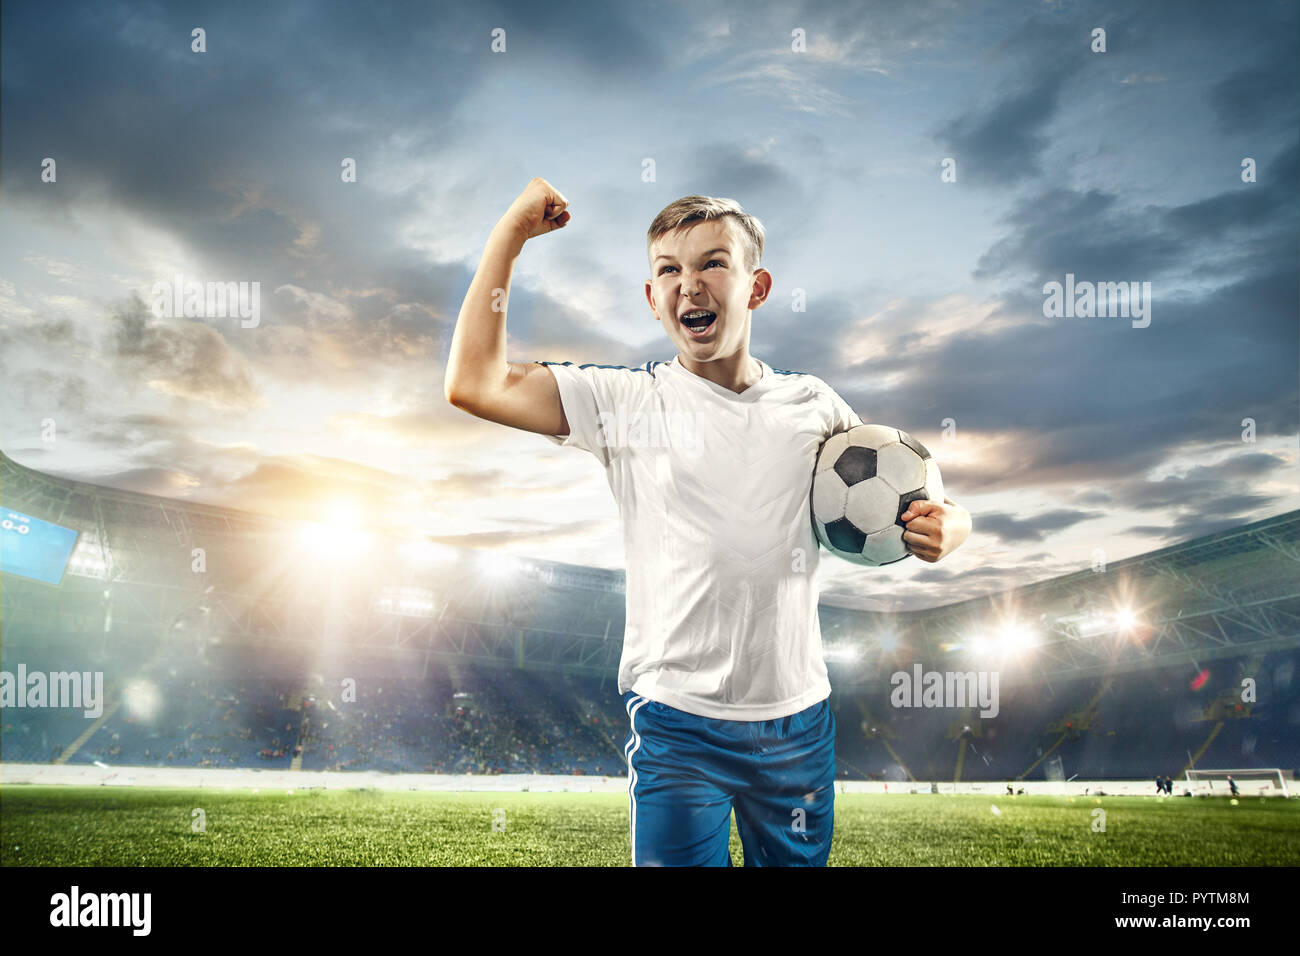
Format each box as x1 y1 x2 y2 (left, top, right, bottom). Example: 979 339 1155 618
0 508 81 585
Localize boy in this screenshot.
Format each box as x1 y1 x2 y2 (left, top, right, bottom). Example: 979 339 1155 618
445 177 971 865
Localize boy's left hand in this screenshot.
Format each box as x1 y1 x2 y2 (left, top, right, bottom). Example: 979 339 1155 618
900 497 971 563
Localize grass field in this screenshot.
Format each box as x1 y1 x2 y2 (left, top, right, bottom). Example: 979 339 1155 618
2 786 1298 866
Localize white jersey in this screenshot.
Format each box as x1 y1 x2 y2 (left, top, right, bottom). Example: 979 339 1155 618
541 354 863 720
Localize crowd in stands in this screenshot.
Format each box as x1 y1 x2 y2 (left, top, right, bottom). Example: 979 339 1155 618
837 649 1300 781
300 669 623 775
5 647 1297 782
73 678 302 768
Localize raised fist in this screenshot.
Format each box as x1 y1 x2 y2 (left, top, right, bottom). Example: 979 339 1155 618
499 177 571 243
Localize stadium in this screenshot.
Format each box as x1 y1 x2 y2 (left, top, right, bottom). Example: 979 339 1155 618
2 446 1297 867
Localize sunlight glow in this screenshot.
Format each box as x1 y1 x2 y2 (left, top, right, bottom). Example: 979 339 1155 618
296 502 374 560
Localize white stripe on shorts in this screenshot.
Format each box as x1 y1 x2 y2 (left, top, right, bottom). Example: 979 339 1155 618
625 695 651 867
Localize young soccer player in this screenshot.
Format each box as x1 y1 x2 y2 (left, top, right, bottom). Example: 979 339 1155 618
445 177 972 865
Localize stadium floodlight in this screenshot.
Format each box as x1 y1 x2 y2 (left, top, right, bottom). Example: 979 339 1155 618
999 623 1035 653
66 537 110 579
477 552 521 581
297 503 374 561
824 643 863 663
123 679 161 721
374 585 437 618
965 623 1034 660
1073 610 1112 638
1055 604 1142 640
876 632 900 653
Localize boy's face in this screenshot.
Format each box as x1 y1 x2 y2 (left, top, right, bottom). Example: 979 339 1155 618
645 219 771 365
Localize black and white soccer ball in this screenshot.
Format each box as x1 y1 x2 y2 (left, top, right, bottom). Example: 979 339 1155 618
811 424 944 566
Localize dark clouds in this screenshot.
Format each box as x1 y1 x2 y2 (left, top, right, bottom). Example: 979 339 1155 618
975 143 1298 282
764 9 1296 518
3 0 483 328
932 12 1092 188
1208 59 1300 135
684 149 805 216
969 508 1105 544
1 0 1295 607
108 296 263 412
937 65 1078 188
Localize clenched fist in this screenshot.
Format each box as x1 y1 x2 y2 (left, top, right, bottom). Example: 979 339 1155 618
497 177 571 245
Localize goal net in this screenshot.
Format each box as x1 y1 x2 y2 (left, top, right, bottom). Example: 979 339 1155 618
1183 768 1290 798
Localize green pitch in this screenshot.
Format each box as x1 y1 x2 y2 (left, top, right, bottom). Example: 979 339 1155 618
2 786 1297 866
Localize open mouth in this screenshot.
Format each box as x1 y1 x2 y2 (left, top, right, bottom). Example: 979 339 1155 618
680 310 717 338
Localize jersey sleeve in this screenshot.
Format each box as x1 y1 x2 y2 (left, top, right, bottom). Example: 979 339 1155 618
535 361 648 467
818 378 864 435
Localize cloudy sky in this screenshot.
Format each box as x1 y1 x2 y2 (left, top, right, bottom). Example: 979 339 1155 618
1 0 1296 611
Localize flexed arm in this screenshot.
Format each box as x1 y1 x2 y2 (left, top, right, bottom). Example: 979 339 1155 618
444 177 572 437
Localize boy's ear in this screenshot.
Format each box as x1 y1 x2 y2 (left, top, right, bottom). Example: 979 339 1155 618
748 268 774 308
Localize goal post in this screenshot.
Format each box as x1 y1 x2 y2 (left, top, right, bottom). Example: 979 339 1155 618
1183 768 1290 798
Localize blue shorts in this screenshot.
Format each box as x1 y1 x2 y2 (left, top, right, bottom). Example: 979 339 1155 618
622 691 836 867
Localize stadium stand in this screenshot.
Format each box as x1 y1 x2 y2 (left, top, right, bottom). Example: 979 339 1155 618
1 448 1296 785
3 636 1296 782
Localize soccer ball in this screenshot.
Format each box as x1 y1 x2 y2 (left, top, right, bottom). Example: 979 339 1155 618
811 424 944 566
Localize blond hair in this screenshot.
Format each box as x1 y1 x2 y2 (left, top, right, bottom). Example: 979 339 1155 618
646 195 766 274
